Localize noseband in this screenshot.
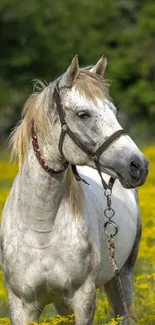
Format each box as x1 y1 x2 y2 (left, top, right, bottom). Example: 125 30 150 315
32 86 126 191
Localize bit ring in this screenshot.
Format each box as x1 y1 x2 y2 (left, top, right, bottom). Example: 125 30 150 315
104 220 118 236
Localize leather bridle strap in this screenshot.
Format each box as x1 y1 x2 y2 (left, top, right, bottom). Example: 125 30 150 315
94 129 126 158
93 129 126 190
53 87 93 157
53 87 126 191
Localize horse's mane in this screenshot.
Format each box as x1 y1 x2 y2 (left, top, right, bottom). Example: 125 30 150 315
10 70 109 218
10 80 50 167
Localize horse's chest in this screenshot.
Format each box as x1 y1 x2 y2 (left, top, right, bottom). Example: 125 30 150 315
40 234 93 284
9 224 98 302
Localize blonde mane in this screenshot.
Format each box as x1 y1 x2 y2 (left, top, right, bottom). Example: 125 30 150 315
10 72 109 218
10 80 49 168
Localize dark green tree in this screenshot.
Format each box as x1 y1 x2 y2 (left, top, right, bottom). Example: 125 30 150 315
0 0 154 142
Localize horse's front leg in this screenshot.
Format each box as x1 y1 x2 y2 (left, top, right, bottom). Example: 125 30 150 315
8 286 42 325
71 279 96 325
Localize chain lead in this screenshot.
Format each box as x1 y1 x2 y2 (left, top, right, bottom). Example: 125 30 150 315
104 189 118 237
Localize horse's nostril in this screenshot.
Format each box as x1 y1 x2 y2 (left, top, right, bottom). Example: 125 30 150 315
130 158 141 180
130 161 140 171
129 155 149 183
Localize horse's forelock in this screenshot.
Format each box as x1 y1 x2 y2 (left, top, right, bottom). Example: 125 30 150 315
74 70 109 102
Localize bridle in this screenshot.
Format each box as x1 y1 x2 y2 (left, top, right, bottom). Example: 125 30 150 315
32 85 126 191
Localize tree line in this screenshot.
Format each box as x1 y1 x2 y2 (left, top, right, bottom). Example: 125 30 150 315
0 0 155 143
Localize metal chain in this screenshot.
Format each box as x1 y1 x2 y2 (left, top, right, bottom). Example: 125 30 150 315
104 190 132 325
104 189 118 237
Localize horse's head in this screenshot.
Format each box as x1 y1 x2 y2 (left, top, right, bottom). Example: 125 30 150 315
52 55 148 189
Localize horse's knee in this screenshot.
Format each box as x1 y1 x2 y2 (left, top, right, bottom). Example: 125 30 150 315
71 281 96 325
8 287 42 325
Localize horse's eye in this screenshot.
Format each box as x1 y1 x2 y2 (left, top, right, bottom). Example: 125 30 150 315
76 111 91 119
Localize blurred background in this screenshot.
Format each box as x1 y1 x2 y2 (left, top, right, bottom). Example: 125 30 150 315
0 0 155 323
0 0 155 147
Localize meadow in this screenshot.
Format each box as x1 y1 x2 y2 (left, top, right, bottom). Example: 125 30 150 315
0 146 155 324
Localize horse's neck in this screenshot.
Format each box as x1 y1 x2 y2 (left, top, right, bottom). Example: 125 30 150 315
18 144 67 230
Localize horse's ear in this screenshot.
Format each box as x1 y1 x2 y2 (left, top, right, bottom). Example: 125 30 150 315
90 56 107 77
60 55 79 88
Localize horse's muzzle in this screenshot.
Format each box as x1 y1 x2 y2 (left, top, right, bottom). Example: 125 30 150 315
129 154 149 185
118 154 149 189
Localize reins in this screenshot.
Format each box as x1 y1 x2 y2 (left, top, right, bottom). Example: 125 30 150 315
31 85 132 324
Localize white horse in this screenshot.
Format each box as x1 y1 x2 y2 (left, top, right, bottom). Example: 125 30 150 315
1 56 148 325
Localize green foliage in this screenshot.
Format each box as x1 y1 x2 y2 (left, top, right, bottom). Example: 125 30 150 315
0 0 155 141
